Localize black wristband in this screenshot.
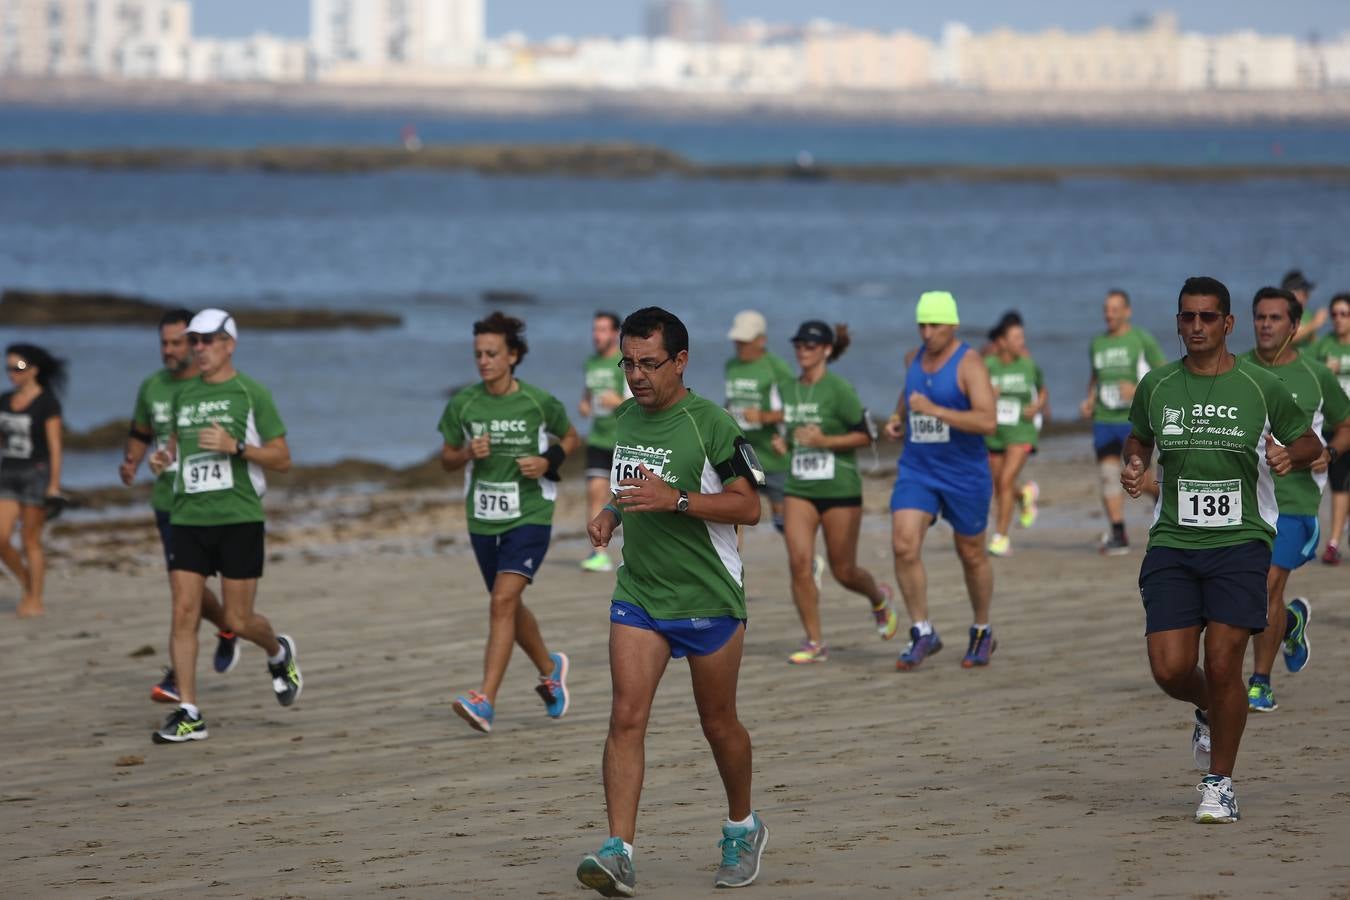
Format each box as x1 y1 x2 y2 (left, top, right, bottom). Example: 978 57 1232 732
542 444 566 482
128 426 154 444
1329 446 1341 466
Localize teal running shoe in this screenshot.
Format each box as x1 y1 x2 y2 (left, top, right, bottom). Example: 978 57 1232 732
535 652 570 719
715 813 769 888
1246 679 1277 713
452 691 494 734
1282 597 1311 674
577 837 636 897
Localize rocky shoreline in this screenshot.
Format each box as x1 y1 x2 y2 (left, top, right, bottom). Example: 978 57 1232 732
0 288 402 329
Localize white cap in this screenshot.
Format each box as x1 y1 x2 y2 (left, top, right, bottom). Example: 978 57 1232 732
727 310 767 342
187 308 238 341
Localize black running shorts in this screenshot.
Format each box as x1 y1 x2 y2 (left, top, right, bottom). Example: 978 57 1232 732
170 522 266 580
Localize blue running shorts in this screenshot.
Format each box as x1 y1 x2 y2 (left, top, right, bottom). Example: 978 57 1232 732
1093 422 1135 459
610 600 744 659
1272 514 1320 571
889 479 990 537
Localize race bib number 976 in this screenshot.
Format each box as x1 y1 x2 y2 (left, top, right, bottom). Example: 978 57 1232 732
1177 479 1241 528
473 480 521 521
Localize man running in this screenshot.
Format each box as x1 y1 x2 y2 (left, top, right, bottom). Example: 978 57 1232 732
724 310 794 536
1121 277 1320 823
441 312 579 734
579 311 628 573
1280 270 1328 345
884 291 998 671
120 309 238 703
148 309 302 744
576 307 767 895
1240 287 1350 712
1080 289 1166 555
1311 292 1350 563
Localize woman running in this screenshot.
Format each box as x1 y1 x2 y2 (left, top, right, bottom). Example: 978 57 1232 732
438 312 580 733
983 312 1047 557
775 320 895 664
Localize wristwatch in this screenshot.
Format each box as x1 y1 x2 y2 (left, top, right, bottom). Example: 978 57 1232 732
235 440 247 458
1329 446 1340 466
674 490 690 514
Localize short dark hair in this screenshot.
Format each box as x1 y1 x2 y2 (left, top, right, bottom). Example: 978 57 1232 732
6 343 68 396
1178 276 1231 315
621 306 689 358
1251 286 1302 323
1106 288 1131 307
1330 292 1350 314
987 309 1024 343
159 308 194 330
594 311 621 331
473 311 528 371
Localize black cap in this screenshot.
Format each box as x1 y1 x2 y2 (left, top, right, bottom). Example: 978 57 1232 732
1281 270 1314 292
790 320 834 344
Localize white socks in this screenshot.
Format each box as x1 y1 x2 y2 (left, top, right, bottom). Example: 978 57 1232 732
915 620 934 636
726 813 755 830
179 702 200 718
268 645 287 665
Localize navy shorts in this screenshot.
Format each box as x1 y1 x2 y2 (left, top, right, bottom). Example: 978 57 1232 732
890 479 990 537
585 446 613 481
1138 542 1271 635
1272 514 1320 571
1329 447 1350 493
610 600 744 659
469 524 552 591
154 508 174 568
1093 422 1134 459
762 470 786 506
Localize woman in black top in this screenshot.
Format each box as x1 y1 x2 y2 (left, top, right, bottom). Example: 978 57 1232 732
0 343 66 617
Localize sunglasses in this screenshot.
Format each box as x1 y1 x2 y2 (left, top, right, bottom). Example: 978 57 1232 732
188 331 230 346
1176 311 1225 324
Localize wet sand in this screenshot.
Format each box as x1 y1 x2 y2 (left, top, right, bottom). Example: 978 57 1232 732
4 448 1349 898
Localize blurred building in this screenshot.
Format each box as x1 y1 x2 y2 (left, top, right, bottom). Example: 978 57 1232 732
1178 30 1300 90
311 0 484 75
187 33 311 82
803 28 932 91
0 0 191 77
644 0 725 43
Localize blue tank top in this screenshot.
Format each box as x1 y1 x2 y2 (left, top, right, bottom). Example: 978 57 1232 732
899 342 991 492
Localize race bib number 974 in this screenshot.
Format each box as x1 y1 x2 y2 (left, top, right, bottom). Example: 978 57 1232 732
184 451 234 494
1177 479 1241 528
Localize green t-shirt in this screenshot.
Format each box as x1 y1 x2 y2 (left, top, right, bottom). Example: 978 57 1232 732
984 353 1044 449
610 390 747 620
170 373 286 526
1129 358 1310 550
724 350 794 474
132 369 194 512
1310 335 1350 401
438 380 573 536
1091 327 1167 423
1240 351 1350 515
583 351 629 451
782 370 866 500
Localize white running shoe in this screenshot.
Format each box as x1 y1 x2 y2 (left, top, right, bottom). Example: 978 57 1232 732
1191 709 1211 771
1194 775 1239 824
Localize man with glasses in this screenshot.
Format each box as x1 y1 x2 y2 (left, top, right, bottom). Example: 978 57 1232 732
1121 277 1321 824
147 308 302 744
576 307 768 895
120 309 239 704
1080 289 1166 555
1239 287 1350 712
883 291 999 671
1311 293 1350 563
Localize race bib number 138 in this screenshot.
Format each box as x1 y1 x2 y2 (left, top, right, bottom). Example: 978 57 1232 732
1177 479 1241 528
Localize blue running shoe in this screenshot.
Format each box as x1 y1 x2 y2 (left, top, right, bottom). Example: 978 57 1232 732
896 626 942 671
961 626 997 668
536 652 570 719
150 667 179 704
213 630 241 674
452 691 494 733
1247 678 1277 712
577 837 636 897
1282 597 1311 674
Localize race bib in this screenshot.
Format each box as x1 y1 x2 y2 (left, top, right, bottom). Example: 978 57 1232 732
729 405 753 431
996 399 1022 427
183 451 234 494
1177 479 1241 528
1339 375 1350 396
791 448 835 481
611 446 666 493
1098 382 1127 410
473 480 521 521
908 413 949 444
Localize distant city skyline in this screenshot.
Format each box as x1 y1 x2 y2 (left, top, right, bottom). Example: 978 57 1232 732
192 0 1350 41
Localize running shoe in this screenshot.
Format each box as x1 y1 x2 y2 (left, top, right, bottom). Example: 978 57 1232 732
811 554 825 589
150 667 180 704
213 630 241 674
152 706 208 744
452 690 494 733
960 626 997 668
787 640 828 665
1194 775 1239 824
872 584 898 640
1100 534 1130 556
1246 679 1277 712
896 627 942 671
577 837 636 898
269 634 303 707
1322 543 1341 565
581 550 614 573
988 533 1012 557
1283 597 1311 674
536 651 570 719
714 813 769 889
1018 481 1040 529
1191 709 1211 771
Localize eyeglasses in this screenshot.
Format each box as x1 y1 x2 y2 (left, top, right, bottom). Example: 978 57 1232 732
1176 311 1225 324
188 331 229 346
618 356 673 374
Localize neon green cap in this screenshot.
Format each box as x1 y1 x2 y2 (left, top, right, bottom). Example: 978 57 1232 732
916 291 960 325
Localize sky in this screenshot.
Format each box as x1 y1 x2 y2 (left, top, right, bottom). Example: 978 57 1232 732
192 1 1350 41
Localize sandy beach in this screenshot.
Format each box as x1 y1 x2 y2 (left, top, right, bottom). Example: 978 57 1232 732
4 441 1349 898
